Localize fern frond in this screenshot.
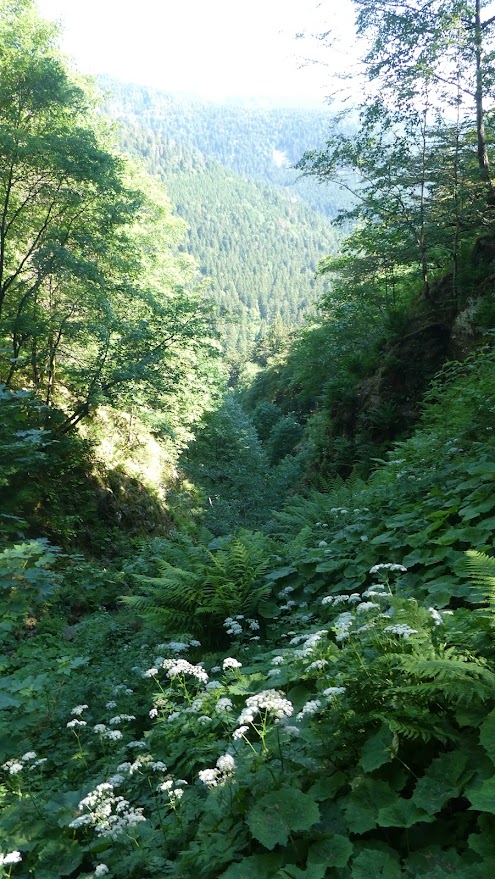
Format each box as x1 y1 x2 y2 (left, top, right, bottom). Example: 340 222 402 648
464 550 495 615
397 651 495 704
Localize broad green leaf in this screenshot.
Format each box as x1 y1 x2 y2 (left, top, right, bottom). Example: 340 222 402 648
308 771 346 802
468 776 495 814
219 854 283 878
469 828 495 860
36 839 83 878
377 797 434 828
412 751 468 815
351 848 401 879
406 846 487 879
277 865 326 879
343 778 396 833
265 566 297 581
359 725 395 772
247 788 320 850
307 835 353 868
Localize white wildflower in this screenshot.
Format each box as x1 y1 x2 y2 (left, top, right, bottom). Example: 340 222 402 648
108 774 126 786
105 701 117 709
95 866 109 877
71 704 88 716
143 667 159 678
323 686 346 698
356 602 380 613
198 768 220 788
162 658 209 684
2 760 23 775
0 851 22 866
109 714 135 725
232 725 249 740
369 563 407 575
206 680 222 690
306 659 328 671
216 754 235 772
223 657 242 670
67 719 87 729
21 751 37 762
271 655 285 665
167 641 189 652
149 708 158 719
428 607 444 626
362 584 387 598
103 730 123 741
297 699 322 719
384 624 418 639
237 690 293 726
334 612 354 643
216 697 233 712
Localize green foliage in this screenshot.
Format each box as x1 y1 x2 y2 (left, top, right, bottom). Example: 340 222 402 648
0 539 62 642
266 416 303 466
181 395 277 533
247 788 320 849
0 0 219 435
5 5 495 879
121 530 272 642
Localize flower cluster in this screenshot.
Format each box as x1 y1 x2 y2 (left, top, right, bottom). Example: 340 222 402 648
159 777 188 806
198 753 236 788
236 689 293 727
333 612 355 643
322 594 361 606
2 751 44 775
297 699 322 720
69 782 146 840
108 714 136 725
384 624 418 639
161 658 209 684
71 704 89 716
369 563 407 575
223 657 242 670
0 851 22 865
223 615 260 638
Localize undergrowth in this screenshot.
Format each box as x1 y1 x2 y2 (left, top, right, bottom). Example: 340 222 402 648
1 347 495 877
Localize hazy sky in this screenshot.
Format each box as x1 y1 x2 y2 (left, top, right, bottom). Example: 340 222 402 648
36 0 359 104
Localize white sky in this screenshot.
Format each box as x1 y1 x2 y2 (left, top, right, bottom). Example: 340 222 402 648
36 0 359 104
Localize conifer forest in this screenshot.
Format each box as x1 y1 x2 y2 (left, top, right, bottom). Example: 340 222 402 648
3 1 495 877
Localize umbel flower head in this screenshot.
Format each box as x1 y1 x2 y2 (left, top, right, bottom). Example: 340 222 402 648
236 689 293 727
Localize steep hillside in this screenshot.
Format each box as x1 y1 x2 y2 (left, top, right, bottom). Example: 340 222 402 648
100 79 353 219
118 130 339 352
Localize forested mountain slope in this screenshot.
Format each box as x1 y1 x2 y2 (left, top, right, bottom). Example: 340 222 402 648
118 129 339 352
100 79 352 219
